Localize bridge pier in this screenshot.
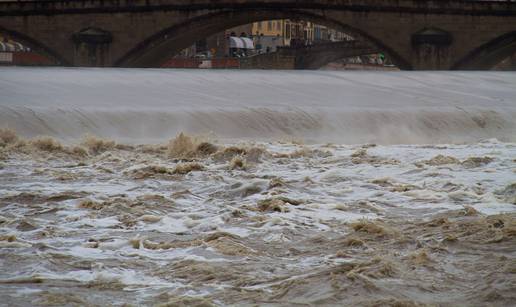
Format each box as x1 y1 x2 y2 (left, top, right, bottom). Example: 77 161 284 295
410 28 453 70
72 28 113 67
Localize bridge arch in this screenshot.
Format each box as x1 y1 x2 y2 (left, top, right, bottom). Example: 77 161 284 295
0 26 69 66
452 31 516 70
114 9 412 69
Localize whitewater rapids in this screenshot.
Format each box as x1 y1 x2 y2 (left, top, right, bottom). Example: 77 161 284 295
0 68 515 306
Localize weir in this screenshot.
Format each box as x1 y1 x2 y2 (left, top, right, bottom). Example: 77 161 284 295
1 68 515 143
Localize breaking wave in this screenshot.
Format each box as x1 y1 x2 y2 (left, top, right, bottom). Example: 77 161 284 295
1 106 515 144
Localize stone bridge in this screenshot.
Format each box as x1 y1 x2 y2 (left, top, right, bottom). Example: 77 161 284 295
0 0 515 70
276 40 379 69
239 40 378 69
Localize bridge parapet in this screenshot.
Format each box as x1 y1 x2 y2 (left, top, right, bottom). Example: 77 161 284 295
1 0 516 15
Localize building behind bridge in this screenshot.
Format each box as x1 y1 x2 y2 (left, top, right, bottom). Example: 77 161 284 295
177 20 352 59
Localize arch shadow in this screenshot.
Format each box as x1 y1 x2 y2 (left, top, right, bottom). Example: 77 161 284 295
452 31 516 70
115 9 411 70
0 26 69 66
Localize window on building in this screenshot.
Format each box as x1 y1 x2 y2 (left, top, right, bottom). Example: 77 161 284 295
268 21 272 31
258 22 262 30
286 24 291 39
276 21 281 31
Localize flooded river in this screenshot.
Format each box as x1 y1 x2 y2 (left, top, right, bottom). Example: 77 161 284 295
0 68 515 306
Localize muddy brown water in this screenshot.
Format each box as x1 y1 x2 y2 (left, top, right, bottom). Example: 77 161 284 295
0 134 515 306
1 69 515 306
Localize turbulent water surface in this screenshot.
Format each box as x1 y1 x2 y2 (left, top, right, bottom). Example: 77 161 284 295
0 68 515 306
